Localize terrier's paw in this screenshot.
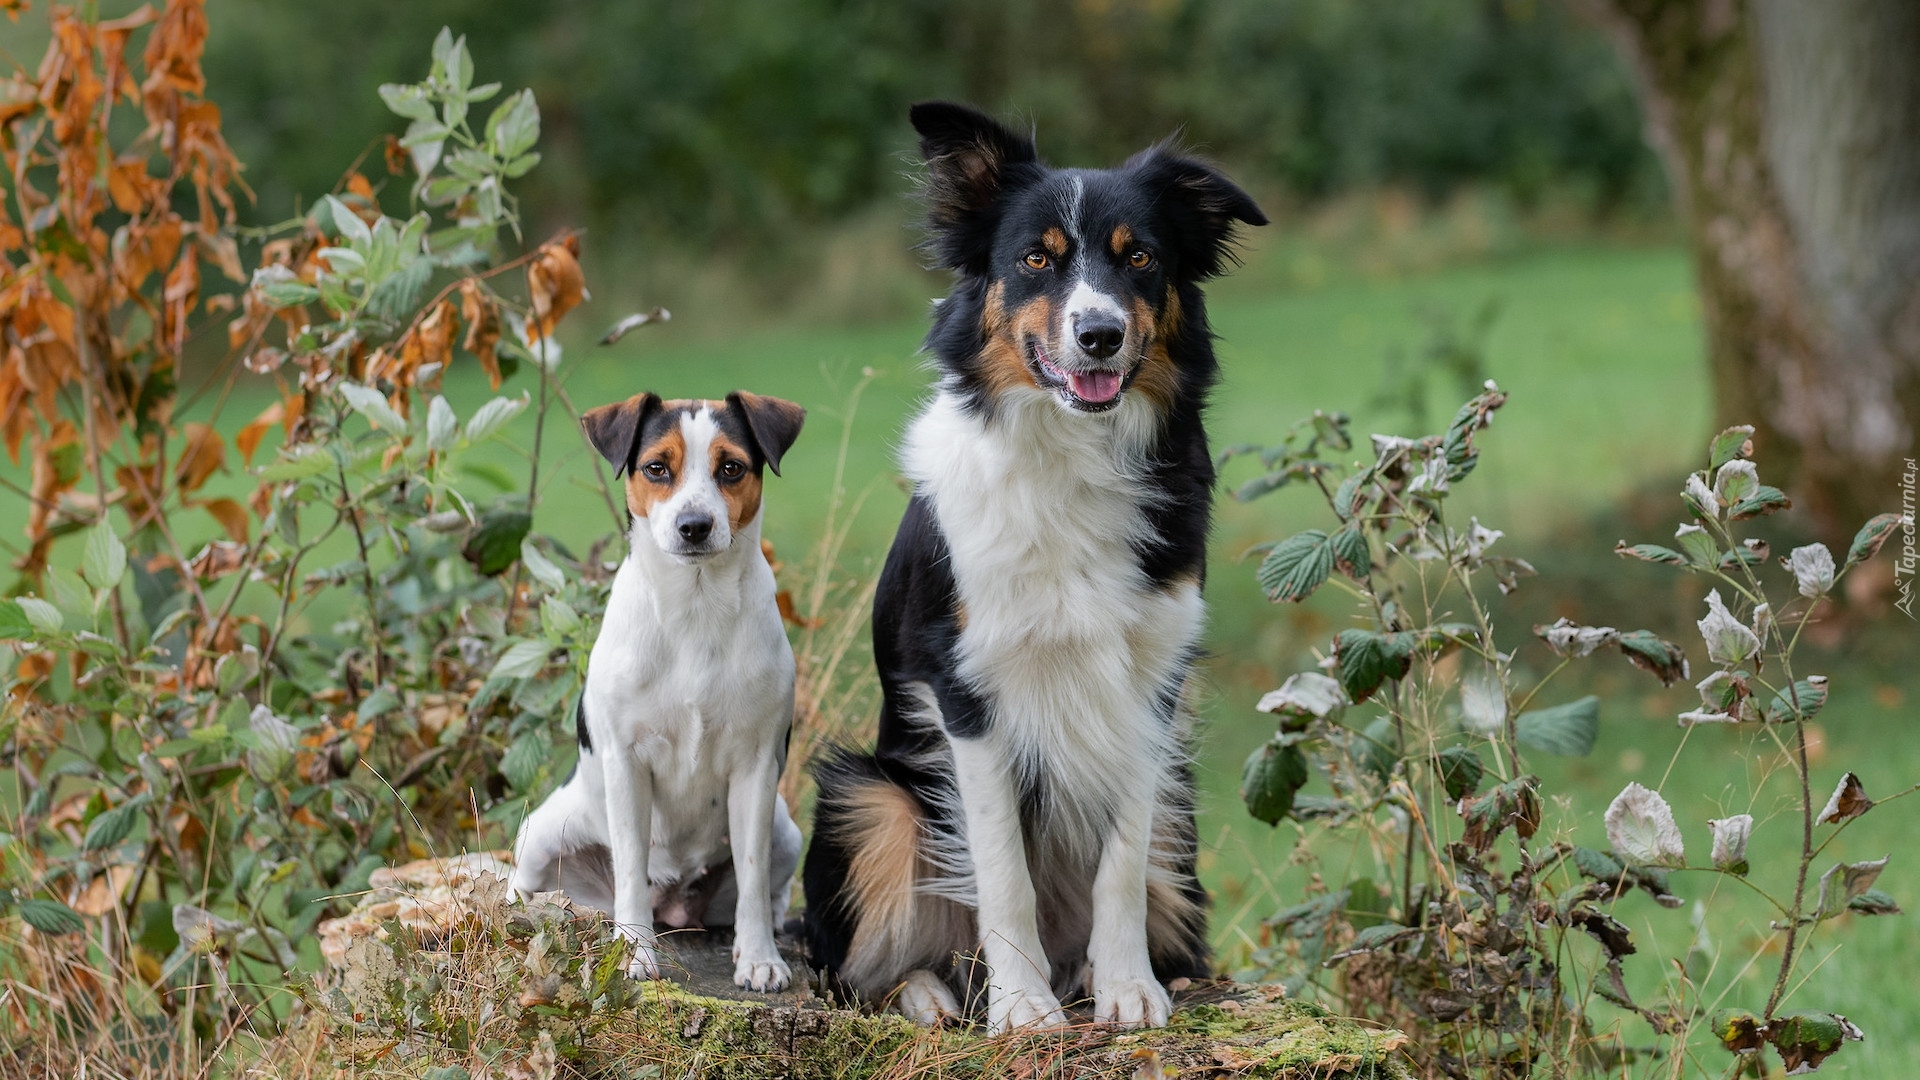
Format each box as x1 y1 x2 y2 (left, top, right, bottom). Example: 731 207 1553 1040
1094 975 1172 1029
894 970 960 1026
731 946 791 992
988 983 1068 1035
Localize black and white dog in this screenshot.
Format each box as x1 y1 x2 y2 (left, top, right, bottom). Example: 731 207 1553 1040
510 391 806 992
803 103 1266 1031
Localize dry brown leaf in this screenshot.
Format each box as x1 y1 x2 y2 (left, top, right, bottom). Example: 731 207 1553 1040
526 235 585 339
174 420 224 492
186 538 247 580
200 496 248 542
71 864 138 917
459 278 502 389
235 400 283 463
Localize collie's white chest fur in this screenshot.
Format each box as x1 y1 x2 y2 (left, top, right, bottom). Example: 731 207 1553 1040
903 390 1202 847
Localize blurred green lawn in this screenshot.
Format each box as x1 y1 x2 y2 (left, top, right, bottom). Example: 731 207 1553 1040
7 237 1913 1073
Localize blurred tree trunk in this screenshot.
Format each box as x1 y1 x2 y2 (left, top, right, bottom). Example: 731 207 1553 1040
1572 0 1920 541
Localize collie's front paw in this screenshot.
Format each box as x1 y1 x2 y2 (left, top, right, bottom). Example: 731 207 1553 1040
1094 975 1171 1029
894 970 960 1026
988 983 1068 1035
731 944 791 992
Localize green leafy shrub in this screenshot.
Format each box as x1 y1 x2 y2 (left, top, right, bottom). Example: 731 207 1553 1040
1231 391 1906 1076
0 15 629 1071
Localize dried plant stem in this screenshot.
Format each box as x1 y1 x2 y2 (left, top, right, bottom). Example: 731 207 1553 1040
1765 717 1816 1018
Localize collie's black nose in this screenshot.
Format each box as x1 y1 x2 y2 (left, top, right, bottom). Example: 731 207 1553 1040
676 513 714 543
1075 316 1125 359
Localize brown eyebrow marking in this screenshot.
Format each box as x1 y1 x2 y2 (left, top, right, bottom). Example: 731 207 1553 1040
1041 227 1068 257
623 427 686 518
1111 224 1134 255
709 431 764 532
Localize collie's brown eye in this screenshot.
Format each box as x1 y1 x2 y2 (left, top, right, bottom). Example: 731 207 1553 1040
1023 251 1050 270
1128 249 1153 269
718 459 746 481
642 460 670 481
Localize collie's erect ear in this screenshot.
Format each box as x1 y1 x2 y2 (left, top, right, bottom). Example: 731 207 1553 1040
910 101 1040 270
1130 147 1268 280
725 391 805 477
580 392 661 477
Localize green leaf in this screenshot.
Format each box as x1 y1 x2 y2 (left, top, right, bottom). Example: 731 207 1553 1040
1707 425 1754 470
1234 471 1293 502
257 279 321 308
339 382 408 435
541 596 581 636
489 640 551 681
1329 523 1370 579
1334 629 1415 704
499 730 548 792
1846 512 1903 568
1614 630 1688 686
1847 888 1901 916
485 89 541 160
1709 1009 1766 1053
1768 1010 1862 1073
82 794 150 851
378 83 437 122
1675 525 1718 567
1728 484 1791 520
1762 677 1828 723
364 256 432 322
1515 695 1599 756
260 444 336 482
426 396 457 452
1331 472 1370 521
1436 745 1484 801
1241 738 1309 826
1256 529 1333 603
321 195 371 248
520 540 565 591
462 509 531 576
17 899 85 935
464 393 529 444
1571 846 1626 886
0 600 32 641
82 517 127 588
16 597 61 635
1614 541 1688 566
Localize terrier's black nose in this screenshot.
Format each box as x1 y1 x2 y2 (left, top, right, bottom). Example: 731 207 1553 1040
676 513 713 543
1075 316 1125 359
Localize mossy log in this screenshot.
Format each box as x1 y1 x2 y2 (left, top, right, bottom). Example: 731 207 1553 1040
309 856 1410 1079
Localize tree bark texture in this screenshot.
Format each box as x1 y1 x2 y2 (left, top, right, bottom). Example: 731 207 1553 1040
1573 0 1920 540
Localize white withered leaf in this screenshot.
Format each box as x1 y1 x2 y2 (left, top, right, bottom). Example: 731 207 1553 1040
1709 814 1753 874
1697 589 1761 667
1256 672 1348 721
1606 782 1687 868
1787 543 1836 599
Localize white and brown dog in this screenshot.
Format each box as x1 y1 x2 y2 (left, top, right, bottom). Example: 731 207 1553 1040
509 390 806 992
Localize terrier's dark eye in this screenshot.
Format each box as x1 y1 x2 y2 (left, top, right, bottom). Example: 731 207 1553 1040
1128 250 1153 269
718 459 746 481
642 460 670 481
1023 251 1050 271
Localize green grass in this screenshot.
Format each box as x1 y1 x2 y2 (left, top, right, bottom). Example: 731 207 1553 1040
9 236 1914 1074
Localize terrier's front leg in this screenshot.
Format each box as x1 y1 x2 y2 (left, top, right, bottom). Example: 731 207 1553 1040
603 747 660 979
727 749 791 992
1088 794 1171 1028
948 736 1066 1034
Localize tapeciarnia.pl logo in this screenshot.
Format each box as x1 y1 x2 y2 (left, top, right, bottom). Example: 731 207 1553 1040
1898 457 1916 619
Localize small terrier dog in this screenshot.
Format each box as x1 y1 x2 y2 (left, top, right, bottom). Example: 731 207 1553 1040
510 390 806 991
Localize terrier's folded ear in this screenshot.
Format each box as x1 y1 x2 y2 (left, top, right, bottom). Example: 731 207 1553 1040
725 392 806 476
581 392 663 476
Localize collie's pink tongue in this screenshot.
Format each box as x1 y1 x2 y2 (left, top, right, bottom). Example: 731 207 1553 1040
1069 370 1122 403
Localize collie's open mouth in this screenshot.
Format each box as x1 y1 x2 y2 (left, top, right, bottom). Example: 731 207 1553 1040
1026 338 1131 411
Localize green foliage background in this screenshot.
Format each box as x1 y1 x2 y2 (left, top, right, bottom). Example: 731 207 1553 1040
200 0 1657 252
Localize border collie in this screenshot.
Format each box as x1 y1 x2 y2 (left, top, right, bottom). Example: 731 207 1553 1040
803 102 1266 1031
510 391 806 991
